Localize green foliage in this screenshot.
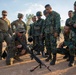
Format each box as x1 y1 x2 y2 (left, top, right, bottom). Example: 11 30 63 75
61 26 64 30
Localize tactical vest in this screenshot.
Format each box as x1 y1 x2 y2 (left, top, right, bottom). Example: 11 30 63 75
33 19 43 36
0 18 8 31
44 13 55 34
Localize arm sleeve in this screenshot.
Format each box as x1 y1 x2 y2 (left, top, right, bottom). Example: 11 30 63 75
55 13 61 34
11 21 15 33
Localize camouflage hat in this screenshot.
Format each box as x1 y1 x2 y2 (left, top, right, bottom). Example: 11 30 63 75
74 1 76 6
16 25 25 32
18 13 23 18
36 11 42 16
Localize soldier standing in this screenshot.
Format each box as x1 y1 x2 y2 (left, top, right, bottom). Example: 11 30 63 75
11 13 27 33
31 11 45 56
72 1 76 34
42 10 49 56
0 10 11 60
44 4 61 64
28 16 36 38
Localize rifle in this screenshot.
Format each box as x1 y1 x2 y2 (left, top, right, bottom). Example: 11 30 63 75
17 37 51 72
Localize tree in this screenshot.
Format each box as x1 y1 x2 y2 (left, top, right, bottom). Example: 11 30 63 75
25 14 34 26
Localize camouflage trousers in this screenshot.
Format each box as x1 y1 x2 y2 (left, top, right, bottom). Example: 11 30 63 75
45 33 57 54
33 36 44 53
0 31 11 56
56 42 76 56
6 45 24 65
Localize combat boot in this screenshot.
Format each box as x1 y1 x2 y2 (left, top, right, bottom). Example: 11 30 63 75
14 56 23 62
0 52 2 60
50 54 56 65
42 51 46 58
66 54 70 61
6 58 14 65
68 55 74 67
45 55 52 62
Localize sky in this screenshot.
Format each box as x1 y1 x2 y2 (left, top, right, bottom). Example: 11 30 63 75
0 0 76 25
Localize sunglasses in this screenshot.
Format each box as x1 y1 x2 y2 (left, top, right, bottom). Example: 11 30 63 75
19 32 24 34
2 14 7 16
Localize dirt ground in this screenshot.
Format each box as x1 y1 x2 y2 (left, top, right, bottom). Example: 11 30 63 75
0 34 76 75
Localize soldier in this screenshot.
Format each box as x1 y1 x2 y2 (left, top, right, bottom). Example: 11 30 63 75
64 10 74 59
65 10 73 27
43 10 49 17
42 10 49 56
0 10 11 60
1 10 12 36
30 11 45 56
54 26 76 67
28 16 36 38
6 25 27 65
44 4 61 64
11 13 27 33
72 1 76 34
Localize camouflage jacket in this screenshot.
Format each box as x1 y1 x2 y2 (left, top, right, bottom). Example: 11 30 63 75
11 20 27 33
28 23 34 36
31 18 44 36
72 11 76 33
11 34 27 52
0 18 8 31
63 30 76 46
65 18 73 27
43 11 61 34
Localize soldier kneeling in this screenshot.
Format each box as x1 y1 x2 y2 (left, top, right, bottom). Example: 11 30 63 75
6 25 27 65
50 26 76 67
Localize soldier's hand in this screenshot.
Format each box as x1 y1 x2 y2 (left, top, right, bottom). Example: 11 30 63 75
54 32 58 38
73 24 76 28
21 49 26 55
58 42 63 48
17 45 22 48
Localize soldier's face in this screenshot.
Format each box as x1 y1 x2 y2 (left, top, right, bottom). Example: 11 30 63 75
2 12 7 18
37 16 41 19
74 6 76 11
45 6 52 13
32 17 36 22
64 26 70 33
17 32 23 37
19 16 23 20
45 13 49 17
68 12 73 18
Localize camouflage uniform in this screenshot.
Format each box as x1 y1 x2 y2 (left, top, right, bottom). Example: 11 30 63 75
11 20 27 33
57 30 76 66
33 18 44 54
42 11 61 61
29 11 45 55
72 1 76 33
11 13 27 33
0 18 11 59
29 23 34 37
65 17 74 29
72 12 76 33
6 26 27 65
5 18 13 36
